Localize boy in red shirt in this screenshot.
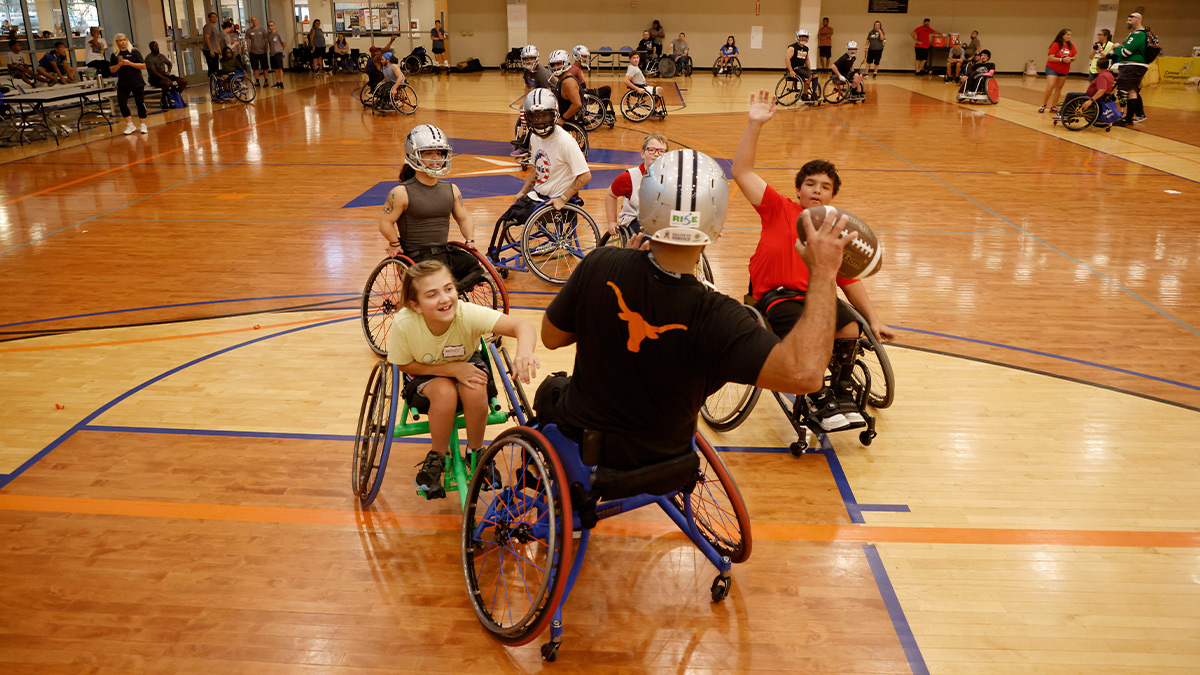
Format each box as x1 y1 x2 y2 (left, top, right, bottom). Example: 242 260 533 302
732 89 895 430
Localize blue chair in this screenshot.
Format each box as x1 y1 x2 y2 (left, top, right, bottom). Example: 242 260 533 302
594 45 614 70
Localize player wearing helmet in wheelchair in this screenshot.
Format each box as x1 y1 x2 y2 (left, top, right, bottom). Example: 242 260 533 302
502 89 591 224
548 50 585 124
786 29 818 102
603 133 669 238
957 49 994 98
833 41 866 102
379 125 481 278
733 90 895 432
569 45 612 115
538 149 856 470
511 45 558 156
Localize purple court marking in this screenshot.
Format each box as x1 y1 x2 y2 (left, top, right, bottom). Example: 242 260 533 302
863 544 930 675
0 293 358 329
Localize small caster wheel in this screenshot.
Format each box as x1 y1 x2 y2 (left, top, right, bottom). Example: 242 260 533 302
498 269 509 279
1105 126 1111 132
541 641 560 662
1052 120 1059 126
859 430 876 446
789 440 807 457
710 575 731 603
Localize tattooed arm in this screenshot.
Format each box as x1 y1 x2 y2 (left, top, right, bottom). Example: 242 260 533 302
449 183 476 248
378 185 409 249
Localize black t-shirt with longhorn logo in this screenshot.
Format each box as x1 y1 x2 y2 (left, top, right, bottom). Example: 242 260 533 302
545 247 778 463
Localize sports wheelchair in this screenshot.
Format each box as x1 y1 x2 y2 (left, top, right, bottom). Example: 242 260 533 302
713 56 742 77
209 71 256 103
957 74 999 105
580 91 616 131
620 87 667 122
360 241 509 356
701 301 894 456
1053 92 1120 132
463 422 750 660
486 197 602 285
402 46 434 75
358 78 418 115
774 73 823 107
653 55 692 78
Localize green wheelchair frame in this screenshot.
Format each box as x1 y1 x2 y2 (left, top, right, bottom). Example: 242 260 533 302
352 336 532 508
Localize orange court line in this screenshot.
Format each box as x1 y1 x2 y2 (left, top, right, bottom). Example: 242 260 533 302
1 494 1196 549
4 100 335 206
0 313 356 353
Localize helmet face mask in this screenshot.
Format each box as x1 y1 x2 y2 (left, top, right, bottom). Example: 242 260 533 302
526 110 557 136
522 88 559 137
638 150 729 247
797 29 809 41
548 49 570 76
572 45 590 66
520 44 539 71
404 124 453 178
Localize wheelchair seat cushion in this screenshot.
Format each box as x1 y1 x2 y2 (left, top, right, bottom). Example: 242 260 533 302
591 450 699 501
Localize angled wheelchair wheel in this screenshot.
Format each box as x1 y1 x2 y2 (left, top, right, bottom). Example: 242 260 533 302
491 340 534 426
678 56 693 77
700 304 765 430
598 224 633 249
985 78 1000 104
520 203 601 285
695 252 714 289
230 74 256 103
621 89 653 122
403 55 422 75
446 241 511 313
356 53 369 72
671 432 752 564
392 83 418 115
562 120 588 159
361 256 412 357
1060 97 1097 132
774 76 802 107
352 360 399 505
462 426 573 646
658 56 676 78
581 93 604 132
856 328 895 409
823 77 849 104
355 82 373 107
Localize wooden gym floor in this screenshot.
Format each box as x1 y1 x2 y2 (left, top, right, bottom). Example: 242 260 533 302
1 68 1198 673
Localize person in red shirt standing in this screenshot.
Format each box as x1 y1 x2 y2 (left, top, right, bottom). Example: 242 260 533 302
817 18 834 71
911 18 936 74
732 89 895 431
1040 29 1077 113
603 134 668 238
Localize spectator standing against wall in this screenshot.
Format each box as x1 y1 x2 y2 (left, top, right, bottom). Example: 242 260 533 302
266 21 285 88
963 30 980 60
245 16 268 87
202 12 221 75
911 18 935 75
1089 29 1114 82
865 21 885 78
817 18 833 71
308 18 326 73
1039 28 1076 113
430 20 448 70
648 20 665 48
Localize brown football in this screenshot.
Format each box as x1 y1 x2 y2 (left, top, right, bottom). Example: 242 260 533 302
797 205 883 279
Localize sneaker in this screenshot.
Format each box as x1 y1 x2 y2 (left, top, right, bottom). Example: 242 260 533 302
808 388 850 431
139 123 148 134
1112 119 1130 127
275 82 284 89
1038 105 1046 113
1049 106 1058 114
122 122 136 135
1133 114 1146 122
414 450 445 492
254 79 260 87
833 387 866 427
510 149 527 157
872 73 877 79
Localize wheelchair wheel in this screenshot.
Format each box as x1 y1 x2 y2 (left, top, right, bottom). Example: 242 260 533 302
392 83 418 115
700 305 765 430
986 78 1000 104
695 252 714 289
402 55 422 75
351 360 399 505
670 432 752 564
230 74 256 103
1060 97 1098 132
597 224 633 249
446 241 510 313
581 93 605 132
679 56 693 77
521 203 601 285
658 55 676 78
360 256 412 357
356 53 369 72
462 426 573 646
856 328 895 409
823 77 849 104
491 340 534 426
562 120 589 159
774 76 802 107
354 82 372 106
621 89 653 122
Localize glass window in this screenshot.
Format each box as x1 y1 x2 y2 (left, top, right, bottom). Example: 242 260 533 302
65 0 98 34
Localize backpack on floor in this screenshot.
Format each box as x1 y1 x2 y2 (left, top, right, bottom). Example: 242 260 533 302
166 90 187 108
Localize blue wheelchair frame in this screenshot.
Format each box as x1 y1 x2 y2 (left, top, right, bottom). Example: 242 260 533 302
485 196 601 286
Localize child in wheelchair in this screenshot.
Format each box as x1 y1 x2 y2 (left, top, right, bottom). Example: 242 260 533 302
957 49 994 100
832 41 866 102
624 53 665 116
387 259 539 492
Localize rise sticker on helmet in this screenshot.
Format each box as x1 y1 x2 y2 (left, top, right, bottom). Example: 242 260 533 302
669 210 702 228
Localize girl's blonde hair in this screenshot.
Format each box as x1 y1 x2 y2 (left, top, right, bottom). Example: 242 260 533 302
400 259 454 307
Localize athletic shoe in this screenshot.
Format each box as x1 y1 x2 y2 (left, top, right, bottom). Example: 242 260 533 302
808 388 850 431
1133 114 1146 122
122 122 136 135
1112 119 1130 127
274 82 283 89
1049 106 1058 114
254 79 260 87
1038 105 1046 113
139 123 148 134
834 387 866 427
510 149 527 158
414 450 445 492
872 73 877 79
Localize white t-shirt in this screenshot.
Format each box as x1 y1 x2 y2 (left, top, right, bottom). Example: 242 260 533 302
2 50 27 67
626 64 646 87
387 301 502 366
529 126 590 199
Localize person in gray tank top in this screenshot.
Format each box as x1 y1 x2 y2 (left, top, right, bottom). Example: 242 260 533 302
308 19 326 73
379 125 477 260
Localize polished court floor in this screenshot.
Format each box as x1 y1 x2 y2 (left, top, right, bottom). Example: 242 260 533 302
1 68 1198 673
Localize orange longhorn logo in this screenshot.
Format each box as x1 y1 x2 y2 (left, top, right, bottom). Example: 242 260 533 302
608 282 687 352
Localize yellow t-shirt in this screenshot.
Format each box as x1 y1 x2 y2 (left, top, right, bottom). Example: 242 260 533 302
387 301 503 366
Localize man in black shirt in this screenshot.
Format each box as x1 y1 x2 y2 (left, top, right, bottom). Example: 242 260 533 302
832 41 864 101
541 150 853 469
637 30 660 72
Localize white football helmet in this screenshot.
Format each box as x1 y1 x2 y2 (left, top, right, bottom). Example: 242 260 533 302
522 88 559 137
638 150 729 247
572 45 590 66
520 44 539 71
548 49 571 76
796 29 809 40
846 41 858 50
404 124 452 178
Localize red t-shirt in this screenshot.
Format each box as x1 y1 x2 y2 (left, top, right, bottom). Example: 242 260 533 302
1086 69 1115 98
913 25 935 48
749 185 857 301
608 163 646 197
1046 42 1077 75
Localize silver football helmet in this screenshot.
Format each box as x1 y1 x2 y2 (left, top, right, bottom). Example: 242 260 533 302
796 29 809 40
404 124 452 178
572 45 590 66
548 49 571 76
522 88 559 138
638 149 729 247
520 44 539 71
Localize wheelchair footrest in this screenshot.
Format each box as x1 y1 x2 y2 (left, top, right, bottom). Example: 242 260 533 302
418 486 447 500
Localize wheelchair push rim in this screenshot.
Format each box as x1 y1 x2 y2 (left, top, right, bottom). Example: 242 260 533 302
775 75 803 107
670 432 752 563
462 426 573 645
620 90 653 122
520 203 601 285
361 256 412 357
351 360 399 505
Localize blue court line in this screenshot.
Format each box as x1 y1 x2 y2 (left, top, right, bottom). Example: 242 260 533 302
818 108 1200 339
893 324 1200 393
0 316 356 492
0 293 358 329
863 544 930 675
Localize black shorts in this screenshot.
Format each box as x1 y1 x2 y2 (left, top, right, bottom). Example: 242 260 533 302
761 293 860 339
915 46 929 60
402 353 495 414
866 49 883 65
249 52 268 70
818 46 832 58
1114 64 1146 95
270 52 284 70
432 46 445 54
311 46 325 58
